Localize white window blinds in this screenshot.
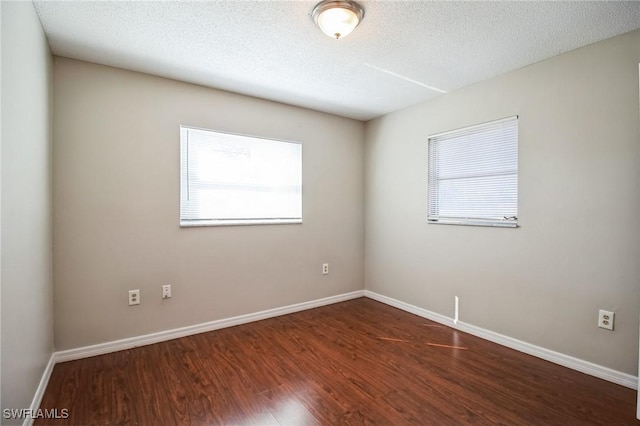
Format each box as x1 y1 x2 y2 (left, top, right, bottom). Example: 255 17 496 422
180 126 302 227
428 116 518 227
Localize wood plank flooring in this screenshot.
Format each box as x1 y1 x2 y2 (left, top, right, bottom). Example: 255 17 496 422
37 298 638 425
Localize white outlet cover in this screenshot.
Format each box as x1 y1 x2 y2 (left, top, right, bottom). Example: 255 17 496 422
128 289 140 306
162 285 172 298
598 309 614 330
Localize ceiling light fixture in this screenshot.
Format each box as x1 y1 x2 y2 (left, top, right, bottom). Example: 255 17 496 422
312 0 364 40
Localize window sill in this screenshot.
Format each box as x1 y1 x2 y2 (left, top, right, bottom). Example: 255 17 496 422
427 219 517 228
181 218 303 228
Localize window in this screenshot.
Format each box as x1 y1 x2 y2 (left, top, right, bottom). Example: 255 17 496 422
427 116 518 227
180 126 302 227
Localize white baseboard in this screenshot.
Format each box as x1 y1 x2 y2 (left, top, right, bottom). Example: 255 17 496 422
55 290 365 363
364 290 638 390
23 353 56 426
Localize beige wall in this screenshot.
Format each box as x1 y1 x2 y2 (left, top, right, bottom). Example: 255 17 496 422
1 1 54 419
365 30 640 374
53 58 365 350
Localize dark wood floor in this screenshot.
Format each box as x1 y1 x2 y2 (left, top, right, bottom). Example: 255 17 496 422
38 298 638 425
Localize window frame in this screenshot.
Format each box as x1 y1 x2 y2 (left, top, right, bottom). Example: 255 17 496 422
427 116 519 228
180 125 303 228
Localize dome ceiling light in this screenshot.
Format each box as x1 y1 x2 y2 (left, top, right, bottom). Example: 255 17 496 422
312 0 364 40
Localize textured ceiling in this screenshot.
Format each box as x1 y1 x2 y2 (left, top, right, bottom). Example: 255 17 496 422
34 1 640 121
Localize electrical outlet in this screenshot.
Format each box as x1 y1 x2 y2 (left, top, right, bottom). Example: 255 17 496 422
598 309 614 330
322 263 329 275
128 289 140 306
162 284 172 299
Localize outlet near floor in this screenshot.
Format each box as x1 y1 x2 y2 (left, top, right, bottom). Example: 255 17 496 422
322 263 329 275
162 284 172 299
128 289 140 306
598 309 614 330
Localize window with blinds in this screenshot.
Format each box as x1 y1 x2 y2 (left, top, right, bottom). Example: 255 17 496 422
427 116 518 227
180 126 302 227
